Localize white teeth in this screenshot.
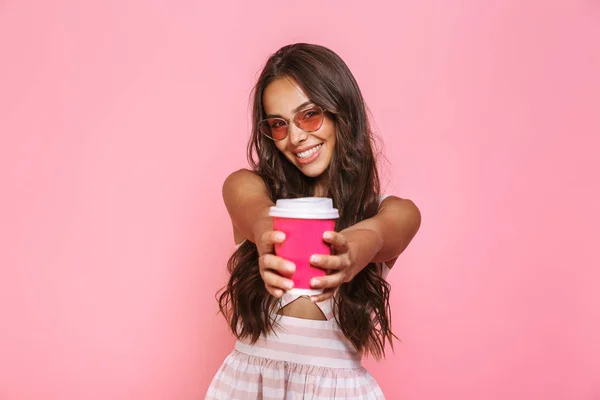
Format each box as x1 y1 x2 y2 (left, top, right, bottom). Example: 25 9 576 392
297 144 322 159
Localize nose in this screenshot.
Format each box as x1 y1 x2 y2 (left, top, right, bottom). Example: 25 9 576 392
288 122 308 146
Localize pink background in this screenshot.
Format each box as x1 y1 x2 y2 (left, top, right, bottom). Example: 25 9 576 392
1 0 599 399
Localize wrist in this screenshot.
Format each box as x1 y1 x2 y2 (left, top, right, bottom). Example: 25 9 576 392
344 229 383 271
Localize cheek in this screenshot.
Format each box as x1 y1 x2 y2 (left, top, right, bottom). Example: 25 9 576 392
323 119 336 142
274 141 286 153
324 127 336 149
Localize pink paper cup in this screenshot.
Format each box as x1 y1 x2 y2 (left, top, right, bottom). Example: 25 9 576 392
269 198 340 296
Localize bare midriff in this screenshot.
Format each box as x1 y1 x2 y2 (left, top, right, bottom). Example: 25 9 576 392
276 297 327 320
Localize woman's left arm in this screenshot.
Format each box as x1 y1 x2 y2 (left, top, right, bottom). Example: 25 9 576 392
309 196 421 301
344 196 421 266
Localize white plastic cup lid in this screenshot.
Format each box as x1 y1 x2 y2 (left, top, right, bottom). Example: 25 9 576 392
268 197 339 219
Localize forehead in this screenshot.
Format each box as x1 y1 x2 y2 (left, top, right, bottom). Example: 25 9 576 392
262 77 310 117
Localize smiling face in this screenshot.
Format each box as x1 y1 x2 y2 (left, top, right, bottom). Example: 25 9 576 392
262 77 336 180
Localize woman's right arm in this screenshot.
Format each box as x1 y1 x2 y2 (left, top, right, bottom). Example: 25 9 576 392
222 169 295 297
222 169 274 244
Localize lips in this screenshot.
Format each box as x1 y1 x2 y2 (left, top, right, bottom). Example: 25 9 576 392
295 143 323 159
293 143 323 165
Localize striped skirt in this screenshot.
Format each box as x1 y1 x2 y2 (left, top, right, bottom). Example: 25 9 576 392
205 315 385 399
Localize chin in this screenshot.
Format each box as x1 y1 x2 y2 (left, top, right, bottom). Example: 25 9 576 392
293 159 330 178
299 168 325 178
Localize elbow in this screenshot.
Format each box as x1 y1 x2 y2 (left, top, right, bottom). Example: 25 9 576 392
406 199 422 234
397 198 421 245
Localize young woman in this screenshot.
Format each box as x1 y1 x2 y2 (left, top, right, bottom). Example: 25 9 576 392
206 43 421 399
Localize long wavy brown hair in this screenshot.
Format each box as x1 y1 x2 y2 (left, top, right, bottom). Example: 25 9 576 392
217 43 394 359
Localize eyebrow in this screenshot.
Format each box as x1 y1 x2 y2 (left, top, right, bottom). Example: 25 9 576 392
265 101 315 119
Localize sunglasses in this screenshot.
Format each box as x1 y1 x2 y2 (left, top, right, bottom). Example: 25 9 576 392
258 106 326 141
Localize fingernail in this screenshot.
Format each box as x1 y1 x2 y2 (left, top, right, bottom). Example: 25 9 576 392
323 232 332 240
276 233 285 241
285 280 294 290
310 255 320 263
311 279 320 287
286 262 295 272
310 296 318 302
274 290 283 297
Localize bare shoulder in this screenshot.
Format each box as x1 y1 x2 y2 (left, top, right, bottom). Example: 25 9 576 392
223 168 263 188
380 194 417 207
222 169 267 199
379 195 421 224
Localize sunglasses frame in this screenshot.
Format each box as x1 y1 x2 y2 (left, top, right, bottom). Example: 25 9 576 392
258 106 327 141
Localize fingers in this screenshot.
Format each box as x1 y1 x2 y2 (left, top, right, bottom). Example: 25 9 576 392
262 269 294 291
257 230 351 299
309 288 336 303
260 253 295 276
257 230 286 255
259 253 295 297
262 274 293 298
310 254 350 270
307 231 351 297
310 272 345 291
310 230 350 270
322 231 348 254
265 284 284 298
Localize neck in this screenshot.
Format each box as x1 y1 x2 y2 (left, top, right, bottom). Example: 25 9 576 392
312 171 329 197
